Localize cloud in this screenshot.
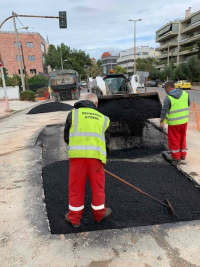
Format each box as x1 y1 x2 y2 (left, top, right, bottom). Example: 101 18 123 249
71 6 104 13
1 0 200 60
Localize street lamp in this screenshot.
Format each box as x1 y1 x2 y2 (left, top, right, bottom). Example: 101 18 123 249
129 18 142 75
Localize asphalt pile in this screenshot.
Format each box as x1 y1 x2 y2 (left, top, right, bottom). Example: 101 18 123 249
42 160 200 234
28 102 73 114
97 97 161 122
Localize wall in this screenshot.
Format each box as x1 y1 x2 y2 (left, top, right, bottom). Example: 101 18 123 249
0 86 20 99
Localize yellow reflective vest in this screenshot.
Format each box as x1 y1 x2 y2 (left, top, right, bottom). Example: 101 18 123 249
68 107 110 164
164 91 189 125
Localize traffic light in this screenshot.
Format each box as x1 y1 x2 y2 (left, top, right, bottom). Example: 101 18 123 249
3 67 8 80
59 11 67 29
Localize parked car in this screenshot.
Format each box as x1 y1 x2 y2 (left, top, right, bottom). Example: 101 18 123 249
147 80 157 87
175 80 192 89
79 81 87 87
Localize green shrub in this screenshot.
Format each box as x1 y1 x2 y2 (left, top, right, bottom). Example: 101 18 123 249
36 88 45 97
20 90 35 101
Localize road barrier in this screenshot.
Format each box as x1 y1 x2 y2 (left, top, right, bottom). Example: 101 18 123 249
188 101 200 130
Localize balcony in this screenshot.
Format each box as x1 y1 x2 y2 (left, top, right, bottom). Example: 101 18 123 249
179 48 198 56
157 52 178 59
180 21 200 34
179 34 200 45
155 64 166 69
156 42 178 51
156 31 178 42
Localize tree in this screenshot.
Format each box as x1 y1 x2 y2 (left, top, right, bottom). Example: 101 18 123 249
187 55 200 82
136 57 159 72
149 68 160 80
44 43 92 79
164 66 171 80
196 41 200 61
114 65 127 74
96 59 102 67
86 64 103 78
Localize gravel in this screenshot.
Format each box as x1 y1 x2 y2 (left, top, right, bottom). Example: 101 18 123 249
28 102 73 114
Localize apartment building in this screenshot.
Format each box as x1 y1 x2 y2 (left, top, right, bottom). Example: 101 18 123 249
0 31 48 77
101 52 119 74
117 46 160 73
155 7 200 70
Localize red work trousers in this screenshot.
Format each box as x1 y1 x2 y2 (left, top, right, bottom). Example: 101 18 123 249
68 158 106 225
168 123 187 160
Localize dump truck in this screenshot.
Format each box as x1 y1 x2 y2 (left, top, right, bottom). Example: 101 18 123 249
49 69 80 101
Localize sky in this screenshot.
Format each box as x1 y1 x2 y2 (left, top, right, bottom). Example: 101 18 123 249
1 0 200 59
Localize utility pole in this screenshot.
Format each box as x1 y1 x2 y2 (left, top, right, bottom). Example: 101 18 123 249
0 56 11 111
21 44 29 90
12 11 26 91
60 50 63 70
129 18 142 75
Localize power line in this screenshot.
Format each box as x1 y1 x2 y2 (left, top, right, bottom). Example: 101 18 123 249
16 17 41 47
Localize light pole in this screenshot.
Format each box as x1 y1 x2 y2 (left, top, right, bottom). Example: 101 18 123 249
129 18 142 75
13 11 27 91
60 51 63 70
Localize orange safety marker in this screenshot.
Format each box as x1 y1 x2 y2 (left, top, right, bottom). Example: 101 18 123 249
188 101 200 130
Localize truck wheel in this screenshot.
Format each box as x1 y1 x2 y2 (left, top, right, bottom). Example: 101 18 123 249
71 93 75 100
75 93 79 100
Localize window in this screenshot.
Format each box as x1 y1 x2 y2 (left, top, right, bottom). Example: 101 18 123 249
143 52 149 55
16 55 23 61
27 42 33 48
14 42 21 47
18 69 25 74
42 56 45 64
30 69 36 74
41 43 45 53
28 55 35 61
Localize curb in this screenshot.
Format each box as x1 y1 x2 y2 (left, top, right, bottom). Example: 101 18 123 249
0 99 51 121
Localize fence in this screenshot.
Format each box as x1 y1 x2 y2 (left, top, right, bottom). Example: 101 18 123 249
0 86 20 99
188 101 200 130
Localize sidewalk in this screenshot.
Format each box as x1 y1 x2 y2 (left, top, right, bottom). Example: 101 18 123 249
0 99 49 119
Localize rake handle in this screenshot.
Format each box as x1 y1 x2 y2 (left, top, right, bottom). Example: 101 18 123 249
104 169 169 208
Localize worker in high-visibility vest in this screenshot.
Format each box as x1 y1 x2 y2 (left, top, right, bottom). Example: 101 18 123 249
64 94 111 227
160 81 190 162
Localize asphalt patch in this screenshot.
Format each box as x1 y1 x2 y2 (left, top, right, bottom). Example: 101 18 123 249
28 102 73 114
42 160 200 234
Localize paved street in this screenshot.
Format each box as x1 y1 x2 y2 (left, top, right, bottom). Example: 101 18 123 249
0 99 200 266
138 86 200 106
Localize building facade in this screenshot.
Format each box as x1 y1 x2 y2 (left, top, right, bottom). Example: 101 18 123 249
0 31 48 77
101 52 119 74
155 7 200 70
91 57 96 64
117 46 160 73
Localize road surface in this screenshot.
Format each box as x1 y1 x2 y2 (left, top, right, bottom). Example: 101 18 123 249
139 86 200 105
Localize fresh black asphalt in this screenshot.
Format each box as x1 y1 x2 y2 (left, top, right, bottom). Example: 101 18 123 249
42 160 200 234
28 102 73 114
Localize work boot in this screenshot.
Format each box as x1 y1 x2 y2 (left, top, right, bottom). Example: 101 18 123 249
65 213 81 228
95 208 112 223
162 151 180 163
